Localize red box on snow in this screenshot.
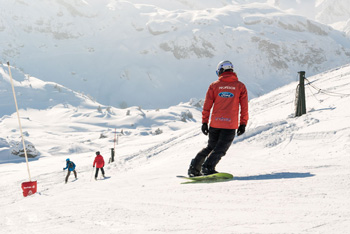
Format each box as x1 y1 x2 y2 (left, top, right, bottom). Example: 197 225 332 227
21 181 37 197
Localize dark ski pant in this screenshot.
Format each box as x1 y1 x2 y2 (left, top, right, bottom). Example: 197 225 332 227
65 170 77 183
191 127 236 171
95 167 105 179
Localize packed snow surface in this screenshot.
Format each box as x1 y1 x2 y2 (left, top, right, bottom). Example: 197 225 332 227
1 62 349 233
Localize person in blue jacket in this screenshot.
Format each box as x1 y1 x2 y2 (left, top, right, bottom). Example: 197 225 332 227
63 158 77 183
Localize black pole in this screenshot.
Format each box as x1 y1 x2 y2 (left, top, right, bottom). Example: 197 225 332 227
111 148 115 163
296 71 306 117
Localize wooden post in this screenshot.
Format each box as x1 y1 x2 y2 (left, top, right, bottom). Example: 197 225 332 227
296 71 306 117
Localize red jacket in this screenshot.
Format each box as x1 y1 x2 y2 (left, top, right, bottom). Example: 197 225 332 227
202 71 248 129
93 155 105 168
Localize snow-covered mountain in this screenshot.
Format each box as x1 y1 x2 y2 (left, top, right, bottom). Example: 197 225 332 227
1 60 349 232
271 0 350 36
1 0 350 108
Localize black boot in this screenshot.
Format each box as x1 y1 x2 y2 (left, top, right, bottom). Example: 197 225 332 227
201 167 218 175
188 158 204 177
188 165 202 177
202 153 222 175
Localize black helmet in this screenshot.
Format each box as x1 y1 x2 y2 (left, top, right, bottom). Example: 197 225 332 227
96 151 100 155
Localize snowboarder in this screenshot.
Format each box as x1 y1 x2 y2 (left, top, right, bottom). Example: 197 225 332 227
63 158 77 183
93 151 106 180
188 60 249 177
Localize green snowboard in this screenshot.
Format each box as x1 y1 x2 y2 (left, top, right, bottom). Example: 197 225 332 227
177 172 233 184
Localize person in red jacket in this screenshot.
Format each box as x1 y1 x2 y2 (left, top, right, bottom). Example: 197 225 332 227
188 60 249 177
93 151 106 180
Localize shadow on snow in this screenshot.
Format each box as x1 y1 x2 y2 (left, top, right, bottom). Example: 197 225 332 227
234 172 315 181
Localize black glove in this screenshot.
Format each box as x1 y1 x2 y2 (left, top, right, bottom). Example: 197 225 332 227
237 125 246 136
201 123 209 135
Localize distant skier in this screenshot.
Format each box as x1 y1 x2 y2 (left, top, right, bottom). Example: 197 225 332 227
63 158 77 183
93 151 106 180
188 60 249 177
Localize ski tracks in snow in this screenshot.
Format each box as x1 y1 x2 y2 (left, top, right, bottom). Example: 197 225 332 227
118 126 201 168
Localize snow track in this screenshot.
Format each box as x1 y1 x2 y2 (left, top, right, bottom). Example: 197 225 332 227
122 126 201 163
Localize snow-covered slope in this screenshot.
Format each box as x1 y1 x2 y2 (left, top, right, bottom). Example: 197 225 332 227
0 64 97 116
1 0 350 108
0 63 202 162
1 61 349 233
